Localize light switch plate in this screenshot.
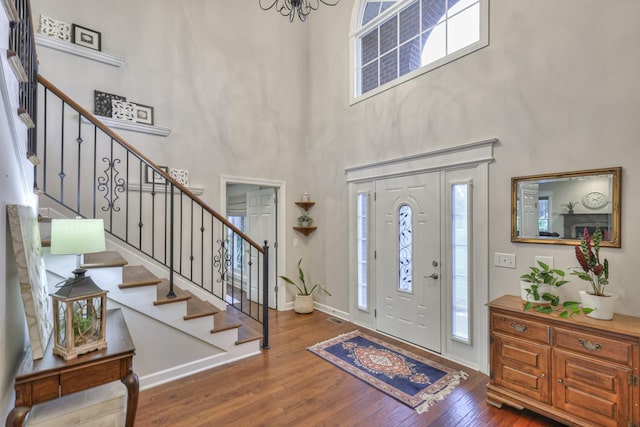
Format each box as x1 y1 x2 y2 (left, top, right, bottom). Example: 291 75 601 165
494 252 516 269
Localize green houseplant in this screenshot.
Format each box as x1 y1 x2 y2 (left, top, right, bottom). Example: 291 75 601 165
520 260 569 306
572 227 617 320
521 260 592 318
278 259 331 313
298 213 313 227
562 201 578 214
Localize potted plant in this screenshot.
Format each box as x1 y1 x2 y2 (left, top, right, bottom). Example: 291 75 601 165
521 261 592 318
572 227 617 320
520 260 569 306
562 201 578 214
278 259 331 313
298 213 313 227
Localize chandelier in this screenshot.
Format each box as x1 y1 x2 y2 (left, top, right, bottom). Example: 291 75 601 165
259 0 339 22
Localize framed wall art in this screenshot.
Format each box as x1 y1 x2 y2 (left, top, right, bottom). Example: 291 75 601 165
39 15 71 41
145 165 169 184
133 103 154 125
112 100 136 122
94 90 125 117
72 24 101 51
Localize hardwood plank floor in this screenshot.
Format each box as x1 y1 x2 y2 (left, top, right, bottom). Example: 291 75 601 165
136 309 565 426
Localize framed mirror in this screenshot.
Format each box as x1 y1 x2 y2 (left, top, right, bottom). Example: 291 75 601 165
511 167 621 247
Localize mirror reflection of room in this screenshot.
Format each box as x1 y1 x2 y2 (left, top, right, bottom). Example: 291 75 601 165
512 167 621 247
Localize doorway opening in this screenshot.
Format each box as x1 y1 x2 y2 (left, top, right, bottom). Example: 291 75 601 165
220 176 286 310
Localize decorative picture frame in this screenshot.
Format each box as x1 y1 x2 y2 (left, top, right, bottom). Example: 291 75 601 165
94 90 125 117
112 100 136 122
72 24 101 51
145 165 169 184
133 103 154 126
170 168 189 186
39 15 71 41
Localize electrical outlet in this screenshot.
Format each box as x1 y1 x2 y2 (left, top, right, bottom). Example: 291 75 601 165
293 238 299 247
494 252 516 269
535 256 554 268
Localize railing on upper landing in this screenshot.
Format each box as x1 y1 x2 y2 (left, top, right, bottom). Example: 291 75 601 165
6 0 38 155
35 75 270 349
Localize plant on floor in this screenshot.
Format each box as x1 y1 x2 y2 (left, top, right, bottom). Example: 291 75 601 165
278 258 331 297
279 259 331 314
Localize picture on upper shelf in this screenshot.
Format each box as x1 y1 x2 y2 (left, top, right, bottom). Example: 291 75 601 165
133 103 154 126
39 15 71 42
94 90 125 117
72 24 101 51
145 165 169 184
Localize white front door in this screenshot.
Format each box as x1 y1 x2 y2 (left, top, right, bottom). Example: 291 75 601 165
375 172 441 352
246 188 277 308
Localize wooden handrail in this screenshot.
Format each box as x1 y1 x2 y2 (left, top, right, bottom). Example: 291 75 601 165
37 74 264 253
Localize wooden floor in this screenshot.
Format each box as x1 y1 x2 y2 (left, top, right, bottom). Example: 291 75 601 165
136 309 565 427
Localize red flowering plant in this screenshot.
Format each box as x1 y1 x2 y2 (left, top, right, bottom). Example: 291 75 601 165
572 227 609 296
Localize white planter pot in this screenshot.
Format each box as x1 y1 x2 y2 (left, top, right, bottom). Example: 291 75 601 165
294 294 314 314
579 290 618 320
300 221 312 228
520 281 553 305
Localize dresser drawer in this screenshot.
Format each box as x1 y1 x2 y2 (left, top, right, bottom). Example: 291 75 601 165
553 327 632 365
491 313 551 344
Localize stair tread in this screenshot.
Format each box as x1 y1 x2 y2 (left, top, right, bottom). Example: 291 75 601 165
237 325 263 345
119 265 161 288
210 311 242 333
184 291 220 320
82 251 128 269
154 279 191 305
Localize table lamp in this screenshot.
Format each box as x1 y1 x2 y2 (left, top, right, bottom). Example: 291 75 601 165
49 218 109 360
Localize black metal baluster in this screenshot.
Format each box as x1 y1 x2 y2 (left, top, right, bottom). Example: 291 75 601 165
168 182 176 298
262 241 269 349
75 111 82 213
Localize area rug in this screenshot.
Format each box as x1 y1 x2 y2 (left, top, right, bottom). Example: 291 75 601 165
308 330 468 414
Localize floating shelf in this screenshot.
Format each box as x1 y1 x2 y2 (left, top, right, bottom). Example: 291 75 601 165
35 33 125 67
295 201 315 211
81 115 171 137
293 226 317 236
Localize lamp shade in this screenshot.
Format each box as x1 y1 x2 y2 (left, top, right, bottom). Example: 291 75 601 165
50 218 106 255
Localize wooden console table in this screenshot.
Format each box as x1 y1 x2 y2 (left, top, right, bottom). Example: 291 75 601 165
5 308 139 427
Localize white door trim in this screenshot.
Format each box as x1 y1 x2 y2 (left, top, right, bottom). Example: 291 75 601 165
220 175 287 311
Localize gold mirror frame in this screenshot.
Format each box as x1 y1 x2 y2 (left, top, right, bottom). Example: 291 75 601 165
511 167 621 247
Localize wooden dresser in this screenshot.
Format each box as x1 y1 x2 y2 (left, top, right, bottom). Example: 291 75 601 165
487 295 640 427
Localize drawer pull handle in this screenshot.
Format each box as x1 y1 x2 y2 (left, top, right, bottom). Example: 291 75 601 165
578 338 601 352
510 322 528 333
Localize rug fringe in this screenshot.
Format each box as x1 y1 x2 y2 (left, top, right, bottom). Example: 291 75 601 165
415 370 468 414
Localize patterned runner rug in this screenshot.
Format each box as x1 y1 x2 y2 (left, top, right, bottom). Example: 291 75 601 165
308 330 468 414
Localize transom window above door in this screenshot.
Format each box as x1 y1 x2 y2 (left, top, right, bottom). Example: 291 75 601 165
352 0 488 101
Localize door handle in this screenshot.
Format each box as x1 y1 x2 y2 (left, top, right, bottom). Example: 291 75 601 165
427 273 438 279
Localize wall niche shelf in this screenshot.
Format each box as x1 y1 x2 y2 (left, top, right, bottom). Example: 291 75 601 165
293 200 316 235
293 226 317 236
35 33 125 67
81 116 172 137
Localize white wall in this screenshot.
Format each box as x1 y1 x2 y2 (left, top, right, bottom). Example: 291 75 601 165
304 0 640 315
0 5 39 420
26 1 640 320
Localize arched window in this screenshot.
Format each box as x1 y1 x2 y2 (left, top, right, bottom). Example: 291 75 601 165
353 0 488 100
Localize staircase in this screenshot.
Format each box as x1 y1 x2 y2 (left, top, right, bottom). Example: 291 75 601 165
2 1 272 423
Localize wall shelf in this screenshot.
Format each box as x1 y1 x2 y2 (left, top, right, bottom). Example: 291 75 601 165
293 226 317 236
35 33 125 67
295 201 315 211
81 115 171 137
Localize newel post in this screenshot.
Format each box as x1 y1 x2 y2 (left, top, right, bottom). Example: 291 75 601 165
262 241 270 350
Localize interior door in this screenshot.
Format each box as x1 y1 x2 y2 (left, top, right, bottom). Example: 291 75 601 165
375 172 441 352
246 188 277 308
